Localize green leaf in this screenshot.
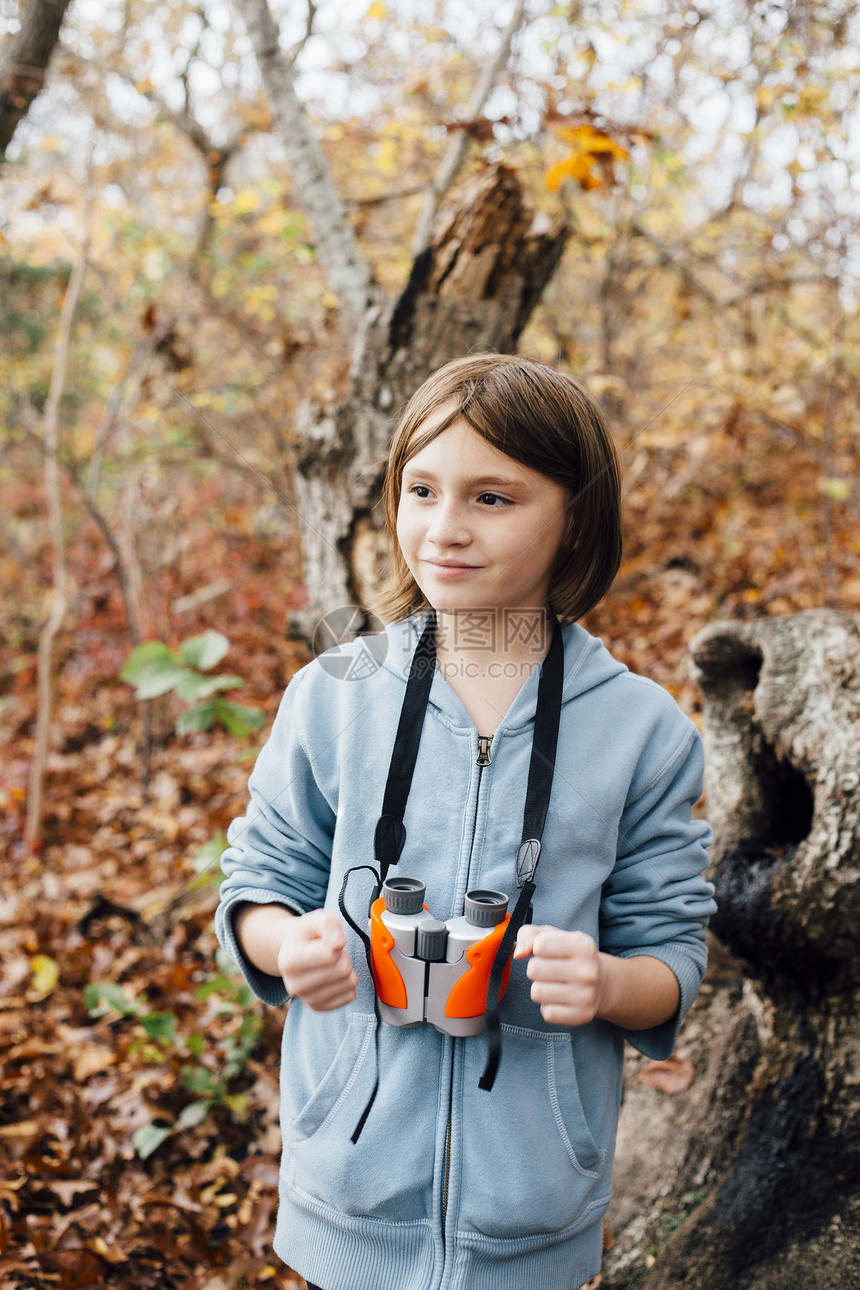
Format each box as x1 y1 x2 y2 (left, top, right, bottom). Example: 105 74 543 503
141 1010 178 1043
174 672 244 703
179 629 230 671
212 699 266 737
120 642 185 697
133 1123 173 1159
823 477 851 501
175 700 218 734
176 697 264 737
85 982 142 1017
222 1092 248 1118
181 1065 220 1095
175 1099 213 1130
195 972 234 1001
192 832 228 873
121 643 192 699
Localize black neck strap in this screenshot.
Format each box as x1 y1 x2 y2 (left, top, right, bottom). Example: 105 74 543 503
372 614 437 889
378 611 564 870
373 611 566 1091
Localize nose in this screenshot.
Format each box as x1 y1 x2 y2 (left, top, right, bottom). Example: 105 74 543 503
426 498 470 548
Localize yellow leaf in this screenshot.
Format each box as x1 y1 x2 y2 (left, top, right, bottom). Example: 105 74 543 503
366 1 386 17
30 954 60 995
374 137 399 177
255 209 289 236
797 84 828 114
321 291 339 310
546 153 598 192
233 187 262 216
546 124 629 191
553 124 629 160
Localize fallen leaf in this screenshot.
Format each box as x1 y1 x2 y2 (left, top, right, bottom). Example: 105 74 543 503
637 1056 696 1094
37 1248 104 1285
29 953 60 995
86 1235 129 1264
73 1041 117 1082
0 1120 41 1138
31 1178 99 1206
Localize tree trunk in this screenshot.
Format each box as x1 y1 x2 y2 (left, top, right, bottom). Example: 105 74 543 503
291 162 568 639
629 610 860 1290
0 0 73 156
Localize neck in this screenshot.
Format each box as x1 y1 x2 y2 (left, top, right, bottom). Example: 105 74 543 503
434 607 554 667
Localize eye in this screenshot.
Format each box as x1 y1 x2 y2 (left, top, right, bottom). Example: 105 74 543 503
406 483 433 499
477 492 512 507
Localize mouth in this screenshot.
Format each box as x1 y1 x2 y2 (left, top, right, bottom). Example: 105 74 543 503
423 559 482 571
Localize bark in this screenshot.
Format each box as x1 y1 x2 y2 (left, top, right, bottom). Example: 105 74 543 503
237 0 565 637
611 610 860 1290
290 163 568 637
0 0 73 156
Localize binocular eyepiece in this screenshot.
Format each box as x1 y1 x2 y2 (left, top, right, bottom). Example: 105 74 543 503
369 877 512 1037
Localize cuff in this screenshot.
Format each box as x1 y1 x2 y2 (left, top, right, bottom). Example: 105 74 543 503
615 944 705 1060
215 889 306 1007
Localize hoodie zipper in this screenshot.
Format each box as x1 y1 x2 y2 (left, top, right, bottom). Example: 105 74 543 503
441 733 493 1245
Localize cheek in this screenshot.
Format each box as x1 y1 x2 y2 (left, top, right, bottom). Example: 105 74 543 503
395 503 417 560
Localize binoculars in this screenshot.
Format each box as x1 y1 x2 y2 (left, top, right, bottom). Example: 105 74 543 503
369 877 512 1037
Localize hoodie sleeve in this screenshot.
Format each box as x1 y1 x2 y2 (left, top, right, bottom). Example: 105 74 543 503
599 711 715 1060
215 668 337 1005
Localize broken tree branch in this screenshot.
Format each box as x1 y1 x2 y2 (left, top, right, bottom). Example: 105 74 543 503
411 0 529 254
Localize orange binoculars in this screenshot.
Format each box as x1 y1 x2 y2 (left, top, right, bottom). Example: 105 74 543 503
369 877 513 1038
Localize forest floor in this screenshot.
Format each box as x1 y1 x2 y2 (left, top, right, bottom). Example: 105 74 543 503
2 434 859 1289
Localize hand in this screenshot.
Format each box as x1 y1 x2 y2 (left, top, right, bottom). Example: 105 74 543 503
513 925 602 1027
277 908 358 1011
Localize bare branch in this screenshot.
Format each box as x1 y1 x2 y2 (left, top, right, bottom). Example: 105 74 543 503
237 0 376 328
25 188 90 847
286 0 317 66
411 0 529 254
345 181 430 208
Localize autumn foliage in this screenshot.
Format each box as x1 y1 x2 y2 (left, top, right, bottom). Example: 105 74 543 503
1 0 858 1286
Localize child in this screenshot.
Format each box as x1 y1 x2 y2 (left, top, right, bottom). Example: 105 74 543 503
215 354 715 1290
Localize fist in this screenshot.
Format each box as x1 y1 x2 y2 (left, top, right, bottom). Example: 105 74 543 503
513 925 602 1027
278 908 358 1011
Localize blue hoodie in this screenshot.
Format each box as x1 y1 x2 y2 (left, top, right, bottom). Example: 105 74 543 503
216 615 715 1290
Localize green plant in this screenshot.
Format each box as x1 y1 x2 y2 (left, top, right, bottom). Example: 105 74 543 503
120 629 265 737
85 949 264 1159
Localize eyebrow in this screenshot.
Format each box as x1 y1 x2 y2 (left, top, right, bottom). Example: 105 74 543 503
402 467 525 490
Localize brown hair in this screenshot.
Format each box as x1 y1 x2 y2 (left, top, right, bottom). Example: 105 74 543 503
375 353 622 624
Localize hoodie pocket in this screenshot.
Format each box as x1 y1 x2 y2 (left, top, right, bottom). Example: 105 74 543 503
282 1013 442 1223
284 1011 376 1143
457 1025 606 1240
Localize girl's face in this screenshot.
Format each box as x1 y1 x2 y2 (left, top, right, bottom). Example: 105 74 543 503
396 414 570 618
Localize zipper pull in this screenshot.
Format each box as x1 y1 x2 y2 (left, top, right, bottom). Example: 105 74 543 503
476 735 493 767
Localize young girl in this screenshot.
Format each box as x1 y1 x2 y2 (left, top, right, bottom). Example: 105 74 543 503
216 354 715 1290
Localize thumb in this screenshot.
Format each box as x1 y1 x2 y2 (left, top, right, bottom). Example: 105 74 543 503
513 924 539 959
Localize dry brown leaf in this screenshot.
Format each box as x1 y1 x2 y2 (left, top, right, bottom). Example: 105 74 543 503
637 1055 696 1094
72 1041 117 1082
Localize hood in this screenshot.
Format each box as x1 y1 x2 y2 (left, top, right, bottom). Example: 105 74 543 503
377 613 629 733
